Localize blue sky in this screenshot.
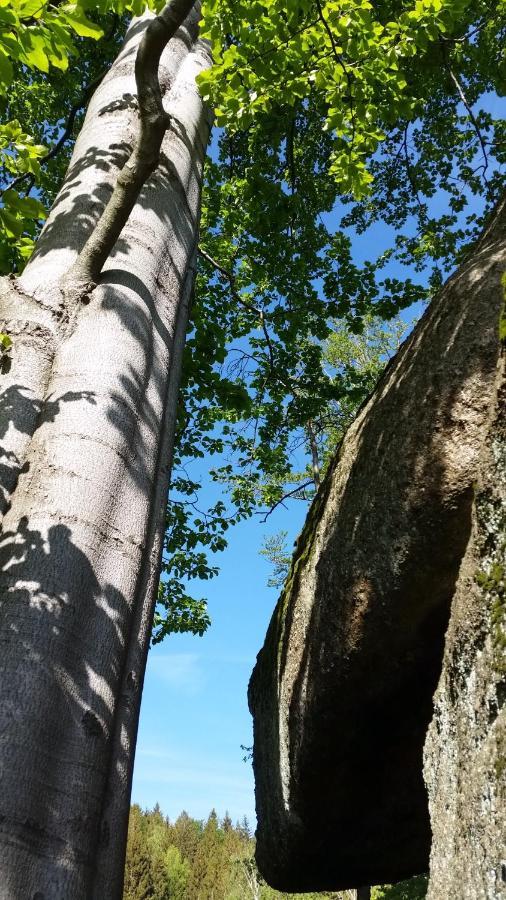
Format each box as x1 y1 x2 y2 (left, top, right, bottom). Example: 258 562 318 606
131 296 422 825
131 220 427 825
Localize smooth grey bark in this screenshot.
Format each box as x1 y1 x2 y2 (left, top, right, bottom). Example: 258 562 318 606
66 0 197 298
248 196 506 893
0 7 211 898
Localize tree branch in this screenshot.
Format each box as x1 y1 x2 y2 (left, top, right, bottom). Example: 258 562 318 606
439 42 489 183
315 0 356 143
402 124 426 218
198 246 277 374
447 65 489 181
65 0 196 298
306 419 320 489
0 172 35 198
259 480 314 522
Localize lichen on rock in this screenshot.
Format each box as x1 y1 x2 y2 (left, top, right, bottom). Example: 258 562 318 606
423 341 505 900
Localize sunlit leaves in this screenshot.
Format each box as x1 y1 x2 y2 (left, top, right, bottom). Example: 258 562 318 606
0 122 46 269
1 0 503 640
153 583 211 642
173 0 504 632
199 0 505 197
60 6 105 38
0 121 45 175
0 0 168 274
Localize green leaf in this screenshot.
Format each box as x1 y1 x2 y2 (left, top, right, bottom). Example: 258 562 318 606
16 0 47 18
45 21 73 68
19 31 50 72
3 190 46 219
60 7 104 38
0 46 13 86
0 208 23 238
0 7 17 25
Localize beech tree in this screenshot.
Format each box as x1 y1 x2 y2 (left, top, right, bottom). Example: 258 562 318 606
0 2 212 896
0 0 504 896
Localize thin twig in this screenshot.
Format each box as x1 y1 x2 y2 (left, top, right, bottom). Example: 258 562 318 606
286 107 298 239
198 246 243 290
306 419 321 489
440 43 489 182
447 65 489 181
246 17 319 65
259 480 314 522
439 16 493 44
402 124 426 217
1 172 35 198
286 108 297 191
231 48 335 112
315 0 356 144
198 246 277 374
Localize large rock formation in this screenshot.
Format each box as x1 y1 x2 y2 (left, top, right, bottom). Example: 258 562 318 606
248 197 505 894
423 294 505 896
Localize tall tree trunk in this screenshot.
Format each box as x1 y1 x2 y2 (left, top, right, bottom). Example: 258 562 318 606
306 420 321 490
0 8 212 898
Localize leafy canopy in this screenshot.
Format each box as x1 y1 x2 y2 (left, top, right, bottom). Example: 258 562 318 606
1 0 504 636
199 0 505 196
169 0 504 633
0 0 166 270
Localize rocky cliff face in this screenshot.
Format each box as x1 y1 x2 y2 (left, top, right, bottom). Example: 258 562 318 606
248 198 505 894
424 305 505 899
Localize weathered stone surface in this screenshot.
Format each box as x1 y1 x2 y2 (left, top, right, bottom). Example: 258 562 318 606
248 198 506 893
424 293 505 897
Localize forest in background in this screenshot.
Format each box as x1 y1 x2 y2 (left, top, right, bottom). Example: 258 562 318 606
123 805 429 900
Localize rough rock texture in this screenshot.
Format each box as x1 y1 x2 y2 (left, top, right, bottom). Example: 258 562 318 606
424 292 505 896
248 197 506 893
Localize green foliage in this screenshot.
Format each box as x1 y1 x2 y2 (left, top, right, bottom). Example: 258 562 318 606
163 845 190 900
0 0 167 272
2 0 504 639
372 874 429 899
260 530 292 588
124 804 428 899
186 810 229 899
171 0 503 630
199 0 506 199
321 313 408 453
0 121 46 269
171 129 424 626
124 805 157 900
259 314 408 586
